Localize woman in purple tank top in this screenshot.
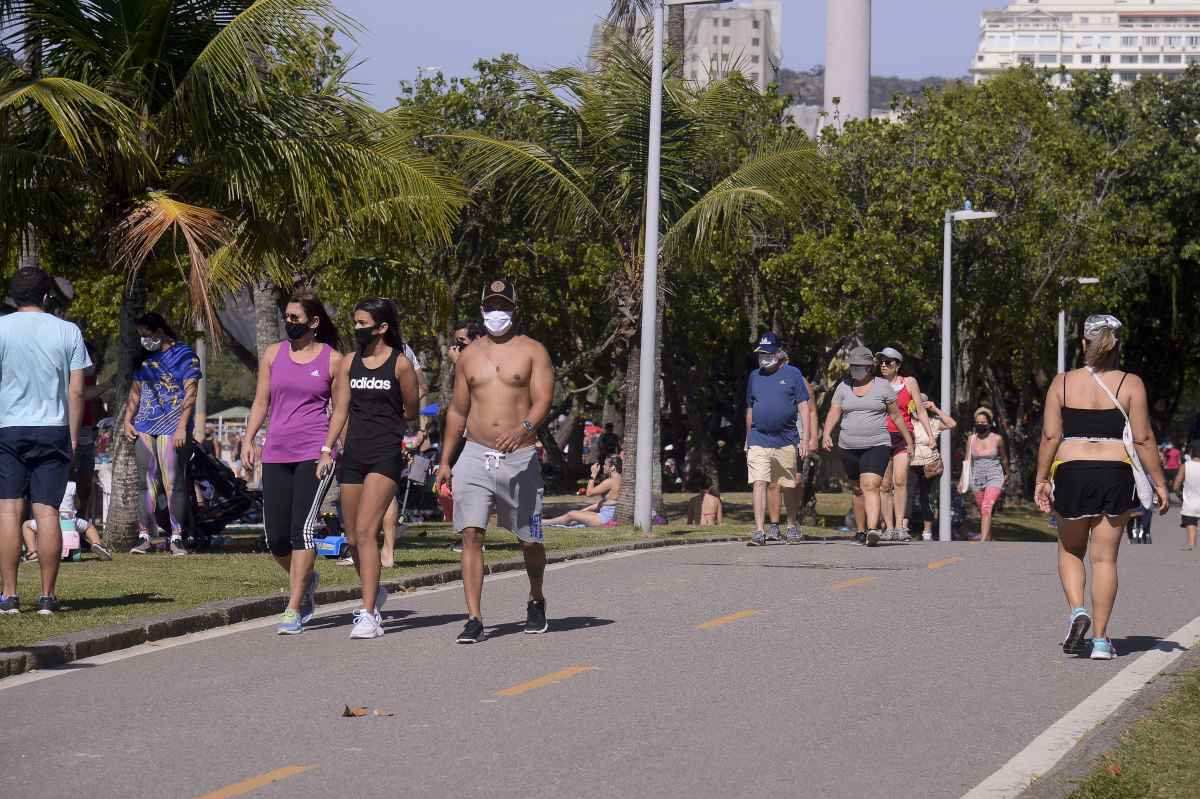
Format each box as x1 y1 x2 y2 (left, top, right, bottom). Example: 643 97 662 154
243 291 345 635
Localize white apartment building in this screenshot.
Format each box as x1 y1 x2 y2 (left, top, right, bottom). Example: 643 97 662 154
973 1 1200 86
684 0 782 91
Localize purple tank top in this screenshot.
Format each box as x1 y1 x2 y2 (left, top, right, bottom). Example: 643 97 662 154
261 343 333 463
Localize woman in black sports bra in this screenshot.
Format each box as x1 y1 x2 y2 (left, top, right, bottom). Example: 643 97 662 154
323 298 420 640
1034 314 1168 661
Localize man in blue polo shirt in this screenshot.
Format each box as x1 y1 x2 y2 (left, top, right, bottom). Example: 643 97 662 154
745 332 812 546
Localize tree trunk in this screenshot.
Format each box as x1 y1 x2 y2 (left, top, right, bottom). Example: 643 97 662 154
667 5 686 76
615 340 641 525
252 278 282 357
103 275 147 548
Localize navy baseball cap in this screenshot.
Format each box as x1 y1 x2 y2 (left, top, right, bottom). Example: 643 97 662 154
753 331 782 355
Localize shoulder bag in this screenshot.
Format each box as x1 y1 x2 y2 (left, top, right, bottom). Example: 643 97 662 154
1086 367 1153 509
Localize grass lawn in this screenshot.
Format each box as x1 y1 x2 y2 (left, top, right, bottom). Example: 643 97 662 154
0 490 1054 650
1067 664 1200 798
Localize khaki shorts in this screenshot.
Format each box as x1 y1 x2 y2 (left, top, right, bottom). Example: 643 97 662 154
453 441 545 543
747 445 797 487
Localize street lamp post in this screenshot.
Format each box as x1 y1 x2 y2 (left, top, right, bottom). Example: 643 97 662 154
634 0 726 532
1057 277 1100 374
939 202 998 543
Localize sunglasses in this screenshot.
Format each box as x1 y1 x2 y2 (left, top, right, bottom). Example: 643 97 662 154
880 358 900 366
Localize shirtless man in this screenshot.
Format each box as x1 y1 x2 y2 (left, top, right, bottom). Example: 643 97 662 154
434 279 555 644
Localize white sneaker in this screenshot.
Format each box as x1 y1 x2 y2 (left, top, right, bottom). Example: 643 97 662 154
349 608 384 639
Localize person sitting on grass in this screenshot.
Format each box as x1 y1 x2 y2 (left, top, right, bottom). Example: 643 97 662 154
686 475 723 527
544 456 622 527
22 479 111 561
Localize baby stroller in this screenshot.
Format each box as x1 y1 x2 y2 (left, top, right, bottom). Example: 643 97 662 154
797 453 822 527
397 453 435 524
156 446 262 551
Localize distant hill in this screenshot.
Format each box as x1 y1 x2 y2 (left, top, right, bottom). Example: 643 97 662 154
776 66 967 108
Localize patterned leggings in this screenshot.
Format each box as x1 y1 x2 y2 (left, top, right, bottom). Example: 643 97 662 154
135 433 190 536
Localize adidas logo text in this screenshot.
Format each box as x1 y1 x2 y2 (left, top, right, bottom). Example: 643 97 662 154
350 377 392 390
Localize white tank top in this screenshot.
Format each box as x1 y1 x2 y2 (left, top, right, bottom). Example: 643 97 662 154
1182 461 1200 517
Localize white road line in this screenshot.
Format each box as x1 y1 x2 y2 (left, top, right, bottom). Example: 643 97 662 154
961 614 1200 799
0 541 733 692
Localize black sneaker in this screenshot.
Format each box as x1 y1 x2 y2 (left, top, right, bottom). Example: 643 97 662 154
0 594 19 614
854 532 866 545
457 616 485 644
525 599 548 634
36 595 60 616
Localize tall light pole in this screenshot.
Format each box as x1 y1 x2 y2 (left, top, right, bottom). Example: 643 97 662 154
634 0 726 532
1057 276 1100 374
939 202 998 543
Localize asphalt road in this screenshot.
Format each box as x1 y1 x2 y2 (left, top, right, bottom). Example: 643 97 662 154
3 508 1199 799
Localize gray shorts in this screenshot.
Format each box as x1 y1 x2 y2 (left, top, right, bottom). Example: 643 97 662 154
453 441 545 543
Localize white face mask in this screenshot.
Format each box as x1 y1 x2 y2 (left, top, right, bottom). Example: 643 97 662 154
758 354 778 370
849 365 870 380
483 310 513 337
140 337 162 352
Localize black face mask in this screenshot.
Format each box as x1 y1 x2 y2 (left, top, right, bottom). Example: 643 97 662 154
355 326 378 351
975 424 990 435
284 322 310 341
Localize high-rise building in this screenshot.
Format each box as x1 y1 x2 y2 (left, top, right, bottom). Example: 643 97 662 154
972 1 1200 86
683 0 782 91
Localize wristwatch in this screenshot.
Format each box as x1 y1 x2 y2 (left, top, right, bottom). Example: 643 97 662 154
521 420 534 433
320 446 333 454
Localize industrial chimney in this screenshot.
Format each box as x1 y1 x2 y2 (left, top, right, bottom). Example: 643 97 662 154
823 0 871 126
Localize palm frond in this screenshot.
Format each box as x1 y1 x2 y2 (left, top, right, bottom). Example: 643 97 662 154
113 192 234 335
441 130 611 238
0 69 145 164
662 132 826 256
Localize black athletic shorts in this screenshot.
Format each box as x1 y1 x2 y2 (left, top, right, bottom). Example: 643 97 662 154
261 460 336 556
338 449 406 486
1051 460 1138 520
1181 515 1198 528
839 445 892 482
0 425 71 507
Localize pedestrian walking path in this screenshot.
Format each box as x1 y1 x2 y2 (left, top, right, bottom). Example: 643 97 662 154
4 512 1198 799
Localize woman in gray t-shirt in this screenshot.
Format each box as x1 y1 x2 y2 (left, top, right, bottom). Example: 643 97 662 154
821 347 913 547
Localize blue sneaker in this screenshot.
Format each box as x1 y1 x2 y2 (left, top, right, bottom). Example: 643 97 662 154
0 594 19 614
277 609 303 635
1063 607 1091 654
1091 637 1117 660
299 570 320 624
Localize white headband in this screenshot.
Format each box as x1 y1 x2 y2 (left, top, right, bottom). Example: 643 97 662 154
1083 314 1122 341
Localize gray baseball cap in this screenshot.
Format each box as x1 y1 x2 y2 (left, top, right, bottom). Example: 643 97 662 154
875 346 903 362
848 346 875 366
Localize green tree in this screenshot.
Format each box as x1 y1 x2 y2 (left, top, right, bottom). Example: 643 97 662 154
0 0 463 544
447 41 823 523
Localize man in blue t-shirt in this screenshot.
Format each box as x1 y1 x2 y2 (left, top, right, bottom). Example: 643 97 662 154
0 268 91 615
744 331 812 546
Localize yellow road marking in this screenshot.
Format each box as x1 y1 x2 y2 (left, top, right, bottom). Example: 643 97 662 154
495 665 597 698
927 556 963 570
832 576 876 591
695 609 761 630
196 765 316 799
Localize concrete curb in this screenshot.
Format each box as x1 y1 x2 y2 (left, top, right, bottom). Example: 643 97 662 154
2 533 838 679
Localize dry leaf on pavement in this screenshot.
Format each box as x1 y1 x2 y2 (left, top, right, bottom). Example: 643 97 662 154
342 705 368 718
373 709 395 717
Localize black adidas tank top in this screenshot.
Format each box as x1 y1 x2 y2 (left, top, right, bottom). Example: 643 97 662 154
345 348 406 460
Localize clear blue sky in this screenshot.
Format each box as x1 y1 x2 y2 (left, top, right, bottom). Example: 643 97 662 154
333 0 1000 108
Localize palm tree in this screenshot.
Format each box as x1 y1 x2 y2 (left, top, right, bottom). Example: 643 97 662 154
608 0 686 70
1 0 463 544
448 41 822 523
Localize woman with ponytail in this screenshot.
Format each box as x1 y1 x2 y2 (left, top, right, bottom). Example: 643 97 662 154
243 291 343 635
322 298 420 640
1035 314 1168 660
